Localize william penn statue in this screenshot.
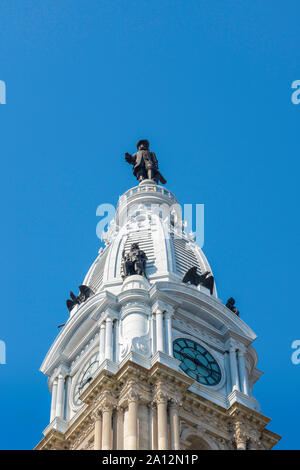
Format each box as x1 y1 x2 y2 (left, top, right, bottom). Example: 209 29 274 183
125 139 167 184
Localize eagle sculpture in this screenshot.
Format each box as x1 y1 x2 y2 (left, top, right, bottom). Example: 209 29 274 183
182 267 214 295
66 285 94 312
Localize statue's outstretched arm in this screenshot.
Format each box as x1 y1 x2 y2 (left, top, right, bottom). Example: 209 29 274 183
125 152 135 164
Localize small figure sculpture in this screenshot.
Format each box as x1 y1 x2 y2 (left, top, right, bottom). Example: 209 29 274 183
122 250 133 277
182 266 215 295
66 285 94 312
225 297 239 316
125 139 167 184
122 243 148 278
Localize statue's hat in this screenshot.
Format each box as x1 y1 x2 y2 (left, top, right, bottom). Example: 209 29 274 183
136 139 149 149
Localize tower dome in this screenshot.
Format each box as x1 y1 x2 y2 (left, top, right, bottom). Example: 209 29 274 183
84 180 215 297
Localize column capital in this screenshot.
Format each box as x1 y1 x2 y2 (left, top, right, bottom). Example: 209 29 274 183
98 390 116 412
99 307 119 324
99 399 114 413
169 397 182 410
154 389 168 405
154 307 163 315
226 339 238 351
151 300 172 315
97 318 107 328
125 379 141 404
127 389 140 404
249 435 263 450
148 401 157 411
237 344 247 355
165 309 174 319
52 363 69 381
91 407 102 422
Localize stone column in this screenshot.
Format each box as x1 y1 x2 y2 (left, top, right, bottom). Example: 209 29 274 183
234 420 248 450
55 374 65 419
224 351 232 395
149 403 158 450
50 378 58 422
150 315 155 354
127 390 139 450
99 322 106 363
93 411 102 450
169 399 180 450
105 317 113 361
165 312 173 357
156 309 164 353
116 406 124 450
101 401 113 450
237 349 250 396
156 392 168 450
229 344 240 392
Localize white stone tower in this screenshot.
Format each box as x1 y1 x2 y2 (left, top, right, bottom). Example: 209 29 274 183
36 178 280 450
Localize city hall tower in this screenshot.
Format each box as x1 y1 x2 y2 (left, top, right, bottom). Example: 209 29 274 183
36 140 280 450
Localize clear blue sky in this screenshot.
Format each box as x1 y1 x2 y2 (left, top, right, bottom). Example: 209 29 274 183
0 1 299 450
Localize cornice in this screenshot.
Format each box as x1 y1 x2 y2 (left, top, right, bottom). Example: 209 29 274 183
35 429 67 451
227 402 271 429
149 361 194 393
151 282 257 341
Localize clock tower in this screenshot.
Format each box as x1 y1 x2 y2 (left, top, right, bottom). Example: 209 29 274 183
36 143 280 450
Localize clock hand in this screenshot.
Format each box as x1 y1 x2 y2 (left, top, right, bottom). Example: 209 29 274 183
79 376 92 390
180 352 220 376
180 352 208 369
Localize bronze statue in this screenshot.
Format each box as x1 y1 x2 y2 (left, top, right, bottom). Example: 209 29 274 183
122 243 148 278
66 285 94 312
182 266 215 295
125 139 167 184
226 297 239 316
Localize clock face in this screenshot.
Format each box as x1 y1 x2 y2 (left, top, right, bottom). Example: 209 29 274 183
173 338 221 386
73 353 99 406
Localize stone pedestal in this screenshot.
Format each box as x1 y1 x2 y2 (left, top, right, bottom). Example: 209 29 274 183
119 275 151 360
